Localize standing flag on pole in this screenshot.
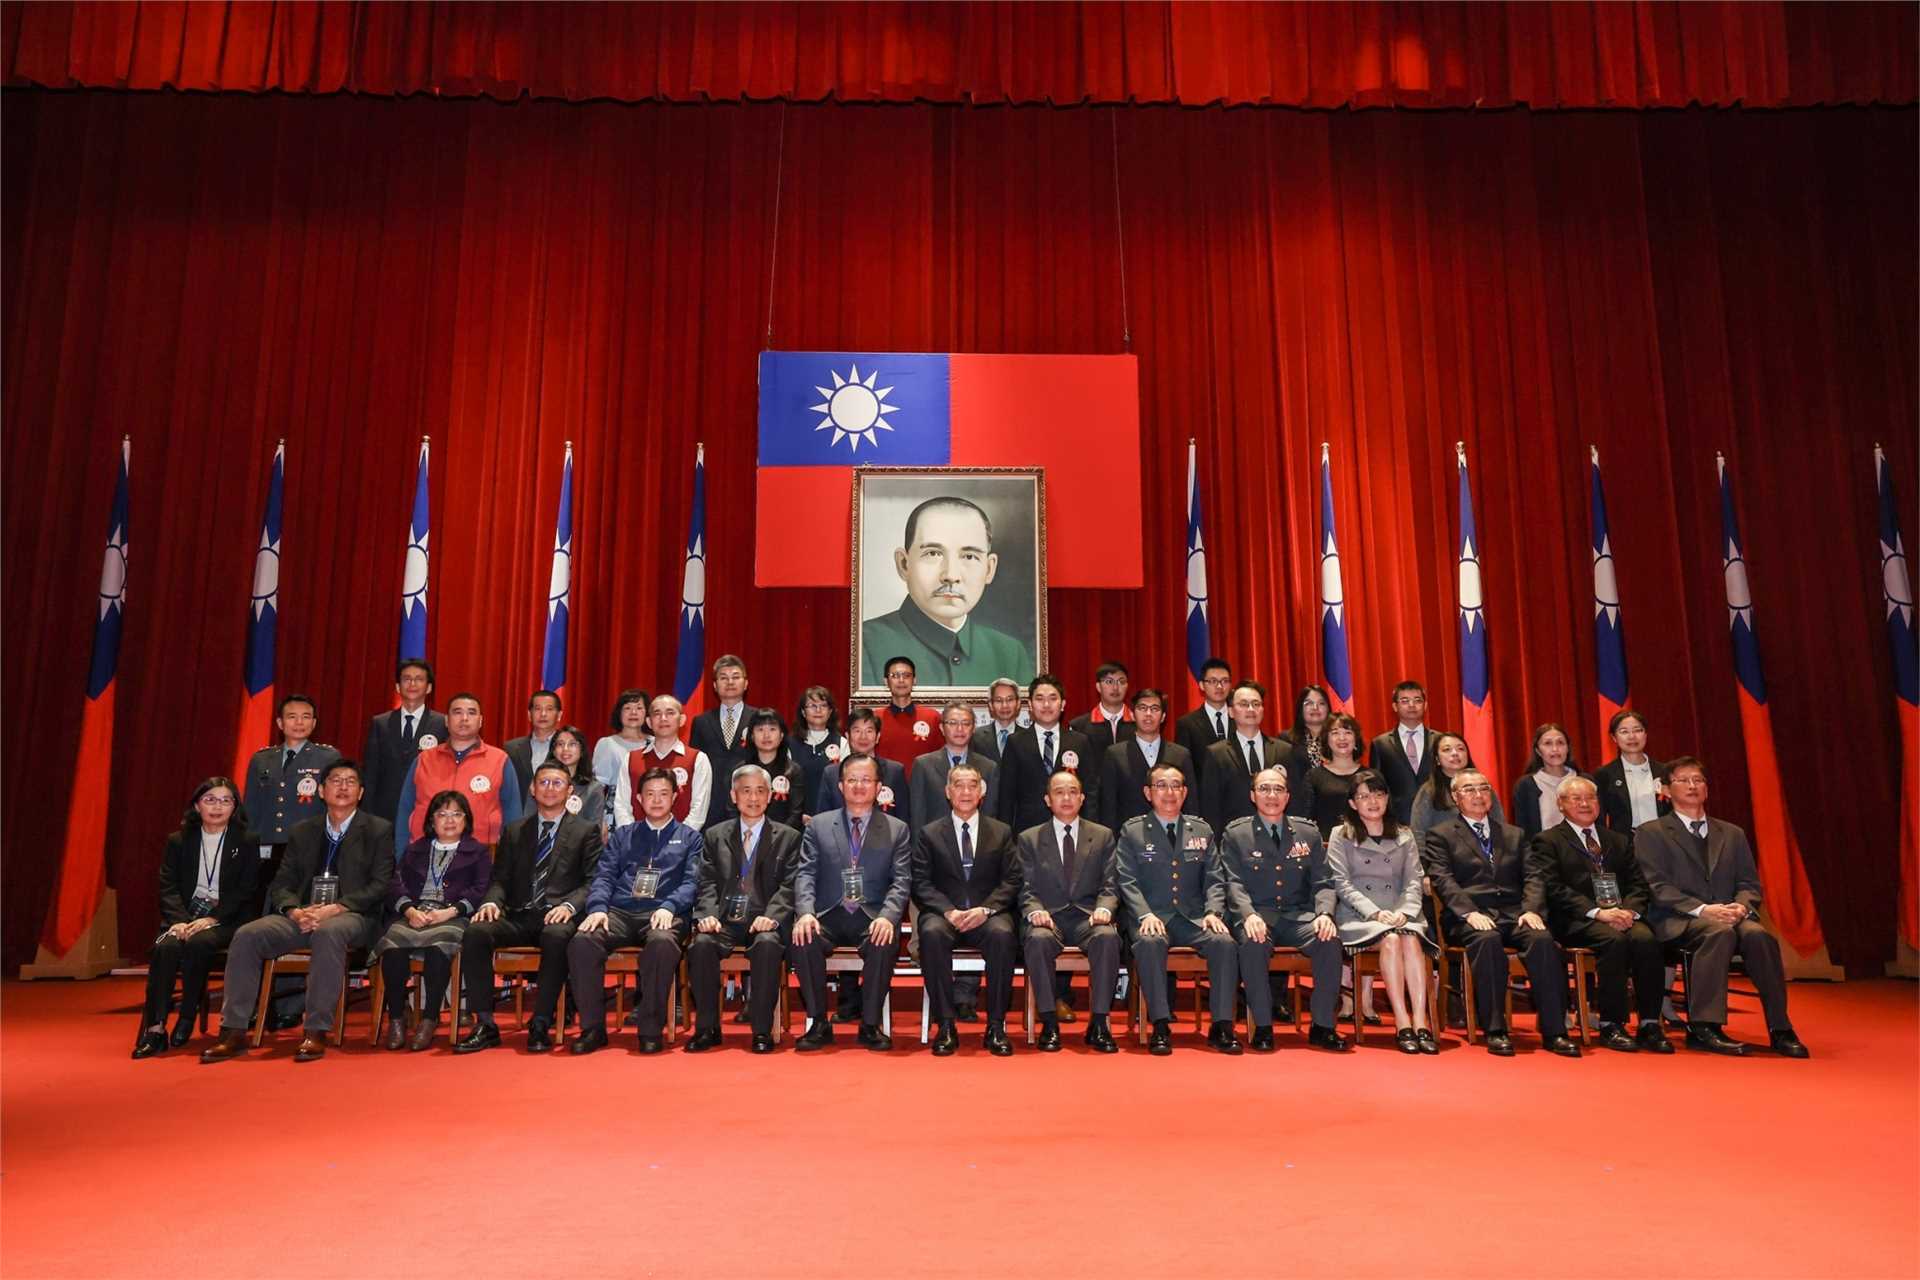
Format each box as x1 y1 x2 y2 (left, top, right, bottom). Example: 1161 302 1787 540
397 438 431 671
1591 446 1630 762
1318 444 1354 714
1874 444 1919 949
1718 454 1825 956
44 437 129 955
541 442 574 706
1455 443 1497 773
1183 439 1212 711
230 442 284 784
671 443 709 719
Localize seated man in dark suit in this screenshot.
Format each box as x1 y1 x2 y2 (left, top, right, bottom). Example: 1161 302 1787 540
686 764 802 1054
996 673 1099 834
1016 771 1121 1053
1215 768 1348 1052
567 768 703 1055
1097 687 1197 830
201 760 394 1064
1635 757 1807 1057
908 701 999 825
455 761 602 1054
1116 765 1238 1055
912 764 1018 1057
1421 769 1579 1057
791 754 913 1052
1201 681 1306 829
1527 776 1671 1054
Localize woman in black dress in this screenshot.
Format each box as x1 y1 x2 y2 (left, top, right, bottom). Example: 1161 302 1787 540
1307 713 1366 838
744 708 809 829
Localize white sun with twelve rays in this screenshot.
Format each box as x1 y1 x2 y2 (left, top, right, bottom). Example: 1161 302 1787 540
812 364 900 452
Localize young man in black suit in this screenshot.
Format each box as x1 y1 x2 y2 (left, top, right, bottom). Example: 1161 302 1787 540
1097 687 1197 830
504 689 563 802
1200 681 1305 829
1369 680 1437 824
361 658 447 825
1173 657 1234 771
1068 662 1136 749
688 653 758 828
995 673 1099 834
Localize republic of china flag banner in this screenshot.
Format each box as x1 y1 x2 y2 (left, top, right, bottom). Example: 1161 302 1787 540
230 442 283 783
672 443 709 719
1319 443 1355 715
1184 439 1211 711
1590 446 1630 763
541 442 574 706
1874 444 1919 950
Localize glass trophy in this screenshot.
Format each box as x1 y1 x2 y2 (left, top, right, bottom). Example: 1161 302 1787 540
310 874 340 906
725 893 749 923
189 893 217 917
633 867 662 898
841 866 865 903
1593 873 1622 909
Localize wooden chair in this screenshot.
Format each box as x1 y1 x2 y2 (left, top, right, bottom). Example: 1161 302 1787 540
716 952 787 1044
251 951 350 1047
1430 892 1596 1044
1197 947 1314 1041
451 947 560 1043
604 948 683 1044
911 950 1028 1044
1345 948 1382 1046
1128 948 1209 1045
787 947 894 1034
1022 951 1131 1045
369 953 464 1045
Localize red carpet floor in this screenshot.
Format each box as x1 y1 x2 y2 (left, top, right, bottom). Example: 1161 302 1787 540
3 977 1916 1280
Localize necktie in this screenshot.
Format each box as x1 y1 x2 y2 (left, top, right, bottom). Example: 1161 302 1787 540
402 713 416 743
1060 826 1078 889
1404 729 1421 771
1042 730 1056 771
997 727 1009 755
1690 819 1706 839
741 825 758 883
1582 827 1606 872
283 747 296 770
1245 739 1261 778
529 820 556 905
846 817 864 907
1269 823 1284 845
960 822 974 875
1472 821 1493 863
722 705 737 743
1165 821 1179 847
1212 710 1226 740
952 754 964 769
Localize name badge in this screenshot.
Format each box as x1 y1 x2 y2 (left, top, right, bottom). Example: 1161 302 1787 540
189 893 218 916
1592 873 1622 908
725 893 749 923
417 894 447 911
633 867 662 898
565 793 584 814
469 774 492 794
841 866 865 903
309 874 340 906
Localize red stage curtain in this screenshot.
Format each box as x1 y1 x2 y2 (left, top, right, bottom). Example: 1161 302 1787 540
2 89 1914 973
4 1 1915 109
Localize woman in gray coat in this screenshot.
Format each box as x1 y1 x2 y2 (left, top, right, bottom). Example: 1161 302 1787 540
1327 769 1437 1054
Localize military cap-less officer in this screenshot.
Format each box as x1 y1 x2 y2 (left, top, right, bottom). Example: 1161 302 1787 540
244 694 341 850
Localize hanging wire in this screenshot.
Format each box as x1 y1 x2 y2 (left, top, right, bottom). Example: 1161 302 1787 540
764 101 789 349
1110 107 1132 351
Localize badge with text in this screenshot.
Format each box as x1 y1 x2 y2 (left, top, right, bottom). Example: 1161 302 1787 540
633 867 662 898
825 744 843 763
771 775 790 796
309 874 340 906
296 775 318 799
841 865 865 903
469 774 492 794
913 720 931 739
565 793 583 814
1592 873 1622 909
877 785 895 809
1061 750 1079 769
416 734 439 751
725 893 749 923
672 766 689 788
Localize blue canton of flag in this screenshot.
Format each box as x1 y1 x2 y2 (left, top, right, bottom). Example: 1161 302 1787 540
1319 444 1354 712
757 352 950 465
244 443 284 697
541 443 574 693
1184 439 1211 706
672 444 708 711
398 438 429 664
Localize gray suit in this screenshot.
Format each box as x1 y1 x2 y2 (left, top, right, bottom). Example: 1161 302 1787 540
243 741 342 845
907 748 999 827
1635 812 1791 1029
1216 815 1344 1029
791 808 911 1026
969 721 1021 764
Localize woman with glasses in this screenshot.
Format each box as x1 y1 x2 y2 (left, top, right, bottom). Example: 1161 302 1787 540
1280 684 1334 770
788 686 847 822
549 724 607 830
376 789 491 1051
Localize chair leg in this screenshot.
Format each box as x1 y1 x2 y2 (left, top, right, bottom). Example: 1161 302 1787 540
1025 977 1036 1046
369 965 387 1045
1575 954 1594 1043
331 969 349 1047
1461 953 1478 1043
1435 950 1451 1034
252 958 276 1047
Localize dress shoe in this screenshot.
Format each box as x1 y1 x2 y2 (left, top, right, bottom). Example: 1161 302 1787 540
684 1027 722 1053
1544 1034 1582 1058
1685 1023 1748 1056
1249 1026 1275 1052
1274 1003 1295 1024
1362 1011 1384 1027
1054 998 1077 1024
1148 1021 1173 1056
1084 1018 1118 1053
1636 1023 1674 1054
570 1026 609 1055
636 1036 665 1054
408 1020 438 1052
169 1018 196 1049
954 1002 979 1024
293 1036 329 1063
984 1022 1013 1056
750 1033 777 1054
796 1023 834 1052
1394 1027 1421 1054
1598 1024 1638 1053
1769 1030 1811 1059
857 1024 893 1053
199 1029 249 1063
1485 1030 1515 1057
1036 1023 1062 1052
267 1010 303 1032
1307 1024 1349 1052
931 1021 959 1056
526 1018 554 1053
1415 1028 1440 1055
132 1031 167 1059
454 1021 502 1054
384 1020 408 1051
1207 1022 1243 1055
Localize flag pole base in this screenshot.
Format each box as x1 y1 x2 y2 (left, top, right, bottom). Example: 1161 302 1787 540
1887 941 1918 979
19 890 123 980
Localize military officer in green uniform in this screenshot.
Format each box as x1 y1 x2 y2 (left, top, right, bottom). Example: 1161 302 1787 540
860 496 1034 687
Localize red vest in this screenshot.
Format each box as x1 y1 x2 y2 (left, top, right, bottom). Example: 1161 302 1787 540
409 741 512 846
876 703 942 768
628 741 704 823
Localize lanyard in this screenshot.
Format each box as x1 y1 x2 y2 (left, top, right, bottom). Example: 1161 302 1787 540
196 831 223 899
424 843 456 900
322 827 344 876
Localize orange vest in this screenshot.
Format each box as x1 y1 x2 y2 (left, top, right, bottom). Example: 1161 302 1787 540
409 741 512 846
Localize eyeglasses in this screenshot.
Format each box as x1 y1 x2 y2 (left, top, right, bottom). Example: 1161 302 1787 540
200 795 236 805
1252 784 1288 795
1147 781 1186 792
1456 784 1493 795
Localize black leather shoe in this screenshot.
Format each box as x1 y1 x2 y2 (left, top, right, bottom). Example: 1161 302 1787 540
1249 1026 1275 1052
954 1002 979 1024
1084 1018 1118 1053
1544 1034 1582 1058
526 1018 553 1053
636 1036 665 1054
132 1031 167 1059
454 1021 502 1054
569 1026 608 1055
796 1023 834 1052
984 1022 1012 1056
1273 1003 1295 1024
1395 1028 1421 1054
750 1033 777 1054
1415 1028 1440 1055
384 1020 408 1052
684 1028 722 1053
169 1018 195 1049
857 1024 893 1052
1054 998 1077 1024
1485 1030 1515 1056
407 1019 438 1052
1599 1024 1638 1053
1685 1023 1748 1056
1036 1022 1062 1052
1307 1024 1349 1052
931 1021 959 1056
267 1010 302 1032
1636 1023 1674 1054
1769 1030 1811 1059
1207 1022 1243 1055
1362 1011 1384 1027
1148 1021 1173 1056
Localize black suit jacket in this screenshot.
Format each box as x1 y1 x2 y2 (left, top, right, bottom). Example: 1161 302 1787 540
912 814 1019 915
968 721 1021 764
1174 705 1232 771
1422 814 1543 931
1015 819 1119 919
1068 709 1135 751
1200 735 1307 829
1590 757 1670 834
362 707 448 824
157 826 262 929
502 735 554 808
693 818 800 926
995 724 1100 833
485 810 602 915
267 809 395 916
690 704 759 825
1096 737 1197 829
1526 821 1651 933
1369 727 1439 823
